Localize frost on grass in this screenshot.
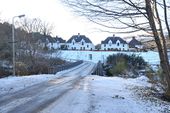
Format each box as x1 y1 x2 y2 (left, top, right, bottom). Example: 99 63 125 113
126 76 170 113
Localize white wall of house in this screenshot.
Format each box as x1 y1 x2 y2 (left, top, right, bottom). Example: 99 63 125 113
53 42 65 49
135 45 143 49
47 42 66 50
67 39 95 50
101 40 129 51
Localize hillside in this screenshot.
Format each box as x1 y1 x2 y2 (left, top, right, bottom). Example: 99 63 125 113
142 39 170 50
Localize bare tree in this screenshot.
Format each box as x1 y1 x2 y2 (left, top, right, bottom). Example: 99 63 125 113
20 18 54 35
41 21 54 36
62 0 170 98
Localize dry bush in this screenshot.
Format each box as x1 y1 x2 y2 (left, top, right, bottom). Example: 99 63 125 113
16 55 65 76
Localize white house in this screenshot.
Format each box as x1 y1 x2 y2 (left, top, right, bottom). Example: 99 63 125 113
52 37 66 49
67 33 95 50
129 37 143 50
37 36 48 49
46 36 66 50
101 35 129 51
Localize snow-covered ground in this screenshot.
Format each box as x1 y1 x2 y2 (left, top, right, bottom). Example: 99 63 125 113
0 62 88 96
0 74 58 96
0 69 170 112
54 50 160 65
88 76 170 113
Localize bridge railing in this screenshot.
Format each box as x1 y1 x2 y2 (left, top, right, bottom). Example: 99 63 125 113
92 61 104 76
48 60 83 74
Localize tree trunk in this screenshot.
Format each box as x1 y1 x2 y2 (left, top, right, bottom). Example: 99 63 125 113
145 0 170 99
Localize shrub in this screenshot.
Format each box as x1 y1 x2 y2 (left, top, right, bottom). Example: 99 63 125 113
105 53 147 76
0 67 12 77
110 58 127 75
15 55 66 76
16 62 29 75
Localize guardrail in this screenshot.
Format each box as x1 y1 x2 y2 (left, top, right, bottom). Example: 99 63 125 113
48 60 83 74
92 61 104 76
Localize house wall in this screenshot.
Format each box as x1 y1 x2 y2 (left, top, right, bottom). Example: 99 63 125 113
101 40 129 51
135 45 143 49
47 43 66 50
53 43 66 49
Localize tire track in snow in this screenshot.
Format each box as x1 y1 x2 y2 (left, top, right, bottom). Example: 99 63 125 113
0 62 89 107
0 62 95 113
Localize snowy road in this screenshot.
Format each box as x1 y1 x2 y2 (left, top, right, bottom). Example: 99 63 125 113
0 62 170 113
0 62 96 113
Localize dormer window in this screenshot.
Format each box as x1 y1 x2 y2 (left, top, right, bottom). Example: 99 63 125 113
108 40 112 46
109 42 112 46
117 42 120 46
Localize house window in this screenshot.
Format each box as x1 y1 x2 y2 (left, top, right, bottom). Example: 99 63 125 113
73 42 74 45
104 44 106 47
83 47 85 50
87 45 89 48
117 42 120 46
74 47 76 50
80 47 82 50
123 44 124 47
82 42 84 45
109 42 112 46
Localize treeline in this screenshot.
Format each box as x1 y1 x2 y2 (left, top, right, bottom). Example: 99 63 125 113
0 18 64 77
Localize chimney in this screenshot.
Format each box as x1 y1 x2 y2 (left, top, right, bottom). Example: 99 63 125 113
78 33 80 37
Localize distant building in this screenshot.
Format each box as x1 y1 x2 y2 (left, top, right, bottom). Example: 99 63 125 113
35 33 66 50
36 35 48 49
101 35 129 51
129 37 143 50
67 33 95 50
50 37 66 50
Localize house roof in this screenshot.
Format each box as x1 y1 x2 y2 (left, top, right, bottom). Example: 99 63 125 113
37 35 65 43
46 36 55 43
55 37 66 43
101 36 127 44
129 37 142 47
67 34 92 43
